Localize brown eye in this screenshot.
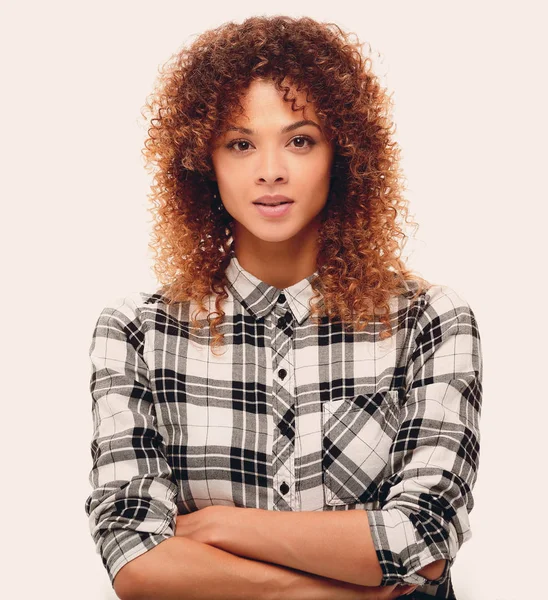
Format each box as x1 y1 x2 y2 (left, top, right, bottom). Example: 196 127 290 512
226 140 252 152
290 135 316 149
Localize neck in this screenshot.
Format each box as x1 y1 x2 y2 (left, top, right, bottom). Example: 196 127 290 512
232 226 319 289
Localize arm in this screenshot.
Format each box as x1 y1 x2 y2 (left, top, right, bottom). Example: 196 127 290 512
115 535 412 600
84 297 179 587
366 285 483 586
208 506 445 587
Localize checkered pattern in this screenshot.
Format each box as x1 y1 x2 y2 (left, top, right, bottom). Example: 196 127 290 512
85 252 482 597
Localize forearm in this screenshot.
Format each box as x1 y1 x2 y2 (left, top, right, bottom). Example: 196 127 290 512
120 536 397 600
213 508 382 587
213 508 446 587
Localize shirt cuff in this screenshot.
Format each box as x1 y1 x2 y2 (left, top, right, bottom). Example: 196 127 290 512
99 528 175 586
366 507 455 586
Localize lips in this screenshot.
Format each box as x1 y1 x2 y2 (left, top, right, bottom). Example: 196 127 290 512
253 194 294 206
254 201 293 218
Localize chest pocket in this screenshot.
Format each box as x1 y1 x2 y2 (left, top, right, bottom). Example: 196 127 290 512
321 390 401 506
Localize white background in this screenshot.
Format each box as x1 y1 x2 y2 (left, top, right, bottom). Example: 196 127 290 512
1 1 546 599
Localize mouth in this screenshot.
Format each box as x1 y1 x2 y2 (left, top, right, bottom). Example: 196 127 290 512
253 201 294 206
253 201 294 217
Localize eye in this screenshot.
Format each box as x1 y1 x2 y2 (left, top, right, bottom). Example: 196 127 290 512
225 135 316 153
291 135 316 149
226 139 252 152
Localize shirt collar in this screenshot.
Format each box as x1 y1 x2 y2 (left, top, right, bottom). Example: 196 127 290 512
225 251 322 325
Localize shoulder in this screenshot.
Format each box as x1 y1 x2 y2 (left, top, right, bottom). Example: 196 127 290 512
92 290 168 329
393 279 480 346
406 283 481 356
423 283 474 315
399 277 474 315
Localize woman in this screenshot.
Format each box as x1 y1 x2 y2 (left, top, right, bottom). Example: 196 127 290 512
85 15 482 600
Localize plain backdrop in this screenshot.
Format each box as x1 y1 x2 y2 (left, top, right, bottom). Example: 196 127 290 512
1 1 546 599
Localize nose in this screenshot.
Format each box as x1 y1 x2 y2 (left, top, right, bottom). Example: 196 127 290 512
256 146 288 185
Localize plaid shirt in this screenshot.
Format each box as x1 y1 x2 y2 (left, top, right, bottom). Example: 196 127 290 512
85 252 482 597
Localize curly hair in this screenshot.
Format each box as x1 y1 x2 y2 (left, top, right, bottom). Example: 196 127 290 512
140 14 430 355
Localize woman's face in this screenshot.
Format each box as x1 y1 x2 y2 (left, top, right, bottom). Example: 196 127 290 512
210 78 335 251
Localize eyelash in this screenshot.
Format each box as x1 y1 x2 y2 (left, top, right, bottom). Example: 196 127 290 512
225 135 316 153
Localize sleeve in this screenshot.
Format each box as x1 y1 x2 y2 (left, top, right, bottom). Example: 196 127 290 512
84 295 179 586
365 285 483 586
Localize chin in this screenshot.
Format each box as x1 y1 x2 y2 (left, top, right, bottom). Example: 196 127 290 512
252 230 298 243
234 217 310 245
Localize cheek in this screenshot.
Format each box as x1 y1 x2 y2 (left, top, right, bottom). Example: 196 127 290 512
302 166 332 197
299 154 333 181
219 180 244 205
215 169 241 196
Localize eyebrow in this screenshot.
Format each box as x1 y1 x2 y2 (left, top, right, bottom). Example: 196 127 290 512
224 119 322 135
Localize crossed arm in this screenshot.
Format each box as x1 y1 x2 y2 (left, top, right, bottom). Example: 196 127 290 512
198 505 446 586
115 505 445 599
93 289 479 599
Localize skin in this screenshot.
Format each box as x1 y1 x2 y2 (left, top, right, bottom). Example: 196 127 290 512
174 507 419 597
210 78 335 289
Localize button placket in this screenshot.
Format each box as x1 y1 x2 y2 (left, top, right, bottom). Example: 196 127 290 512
271 299 297 510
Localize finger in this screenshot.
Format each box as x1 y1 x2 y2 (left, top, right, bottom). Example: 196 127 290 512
392 584 418 598
380 584 402 599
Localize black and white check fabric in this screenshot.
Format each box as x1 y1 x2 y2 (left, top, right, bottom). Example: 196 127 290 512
85 252 482 598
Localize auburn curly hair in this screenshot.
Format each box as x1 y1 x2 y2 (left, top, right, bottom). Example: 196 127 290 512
140 14 430 355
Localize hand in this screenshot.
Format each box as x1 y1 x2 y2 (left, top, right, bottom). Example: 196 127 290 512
391 584 419 598
173 505 221 545
307 578 418 600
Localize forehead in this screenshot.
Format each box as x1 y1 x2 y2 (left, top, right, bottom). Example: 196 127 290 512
232 78 318 123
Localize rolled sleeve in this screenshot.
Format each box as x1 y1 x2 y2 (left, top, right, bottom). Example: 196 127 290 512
366 285 482 586
84 295 178 586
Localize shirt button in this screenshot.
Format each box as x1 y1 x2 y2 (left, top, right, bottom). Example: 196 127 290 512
277 316 286 328
278 293 286 303
280 482 289 495
278 368 287 379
